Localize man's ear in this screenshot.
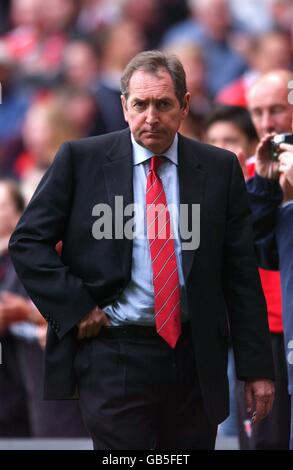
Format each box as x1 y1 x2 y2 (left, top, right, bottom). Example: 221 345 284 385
121 95 128 122
181 92 191 118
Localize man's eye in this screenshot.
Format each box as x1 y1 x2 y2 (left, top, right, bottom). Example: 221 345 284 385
272 106 285 115
133 102 145 110
251 109 261 119
158 101 170 109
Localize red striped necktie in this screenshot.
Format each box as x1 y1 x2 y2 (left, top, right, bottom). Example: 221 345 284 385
146 155 181 348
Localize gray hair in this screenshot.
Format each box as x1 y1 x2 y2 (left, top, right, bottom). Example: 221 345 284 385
120 50 187 107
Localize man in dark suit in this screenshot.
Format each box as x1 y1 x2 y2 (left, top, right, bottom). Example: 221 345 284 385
9 50 275 450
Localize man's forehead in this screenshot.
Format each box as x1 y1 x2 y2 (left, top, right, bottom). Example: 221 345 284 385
128 69 175 95
248 85 289 109
248 79 288 104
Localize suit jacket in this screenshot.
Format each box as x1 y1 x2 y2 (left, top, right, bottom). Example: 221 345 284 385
9 128 274 424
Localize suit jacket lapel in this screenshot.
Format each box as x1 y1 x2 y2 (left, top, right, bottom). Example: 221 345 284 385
102 129 133 283
178 135 205 282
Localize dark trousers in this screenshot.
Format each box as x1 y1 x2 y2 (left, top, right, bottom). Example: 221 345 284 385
236 333 290 450
75 325 217 450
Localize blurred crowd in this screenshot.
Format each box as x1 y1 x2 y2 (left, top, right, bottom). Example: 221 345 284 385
0 0 293 192
0 0 293 448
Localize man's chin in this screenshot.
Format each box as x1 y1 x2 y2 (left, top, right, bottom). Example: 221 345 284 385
142 131 162 139
142 140 164 152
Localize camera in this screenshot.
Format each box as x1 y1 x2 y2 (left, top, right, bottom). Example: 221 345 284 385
270 133 293 161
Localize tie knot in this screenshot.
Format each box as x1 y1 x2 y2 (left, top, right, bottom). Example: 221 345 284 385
149 155 164 173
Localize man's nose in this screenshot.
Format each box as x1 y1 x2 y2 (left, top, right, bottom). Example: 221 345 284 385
145 105 159 125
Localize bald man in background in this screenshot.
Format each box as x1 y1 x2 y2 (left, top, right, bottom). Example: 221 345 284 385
247 70 293 449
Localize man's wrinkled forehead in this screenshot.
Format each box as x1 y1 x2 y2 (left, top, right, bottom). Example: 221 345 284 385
127 69 176 99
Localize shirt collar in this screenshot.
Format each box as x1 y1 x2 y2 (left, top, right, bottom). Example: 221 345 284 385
131 133 178 166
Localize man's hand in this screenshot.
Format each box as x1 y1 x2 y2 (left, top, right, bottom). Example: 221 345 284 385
77 305 111 339
255 133 279 179
279 143 293 186
244 379 275 424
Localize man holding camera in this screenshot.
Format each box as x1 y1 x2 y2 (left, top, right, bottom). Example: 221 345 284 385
247 69 293 449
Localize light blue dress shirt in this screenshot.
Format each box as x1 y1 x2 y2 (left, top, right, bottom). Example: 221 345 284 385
103 134 188 325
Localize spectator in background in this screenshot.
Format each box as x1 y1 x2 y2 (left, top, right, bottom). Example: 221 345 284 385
269 0 293 34
164 42 211 140
61 39 100 91
8 0 39 32
247 96 293 450
76 0 121 35
248 70 293 139
60 40 106 136
3 0 43 76
229 0 273 35
205 105 258 439
0 179 46 338
216 31 293 107
122 0 164 49
243 70 293 449
205 104 288 449
0 0 12 35
54 87 106 137
0 179 88 438
161 0 247 97
4 0 79 88
0 41 31 144
0 179 31 437
14 96 80 203
39 0 79 37
122 0 190 48
0 40 32 177
94 20 145 133
205 105 257 178
156 0 189 36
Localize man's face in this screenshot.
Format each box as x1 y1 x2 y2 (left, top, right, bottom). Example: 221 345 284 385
248 79 292 138
121 69 190 154
206 121 252 157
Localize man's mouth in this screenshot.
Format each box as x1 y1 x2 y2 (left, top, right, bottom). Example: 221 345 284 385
142 130 161 135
